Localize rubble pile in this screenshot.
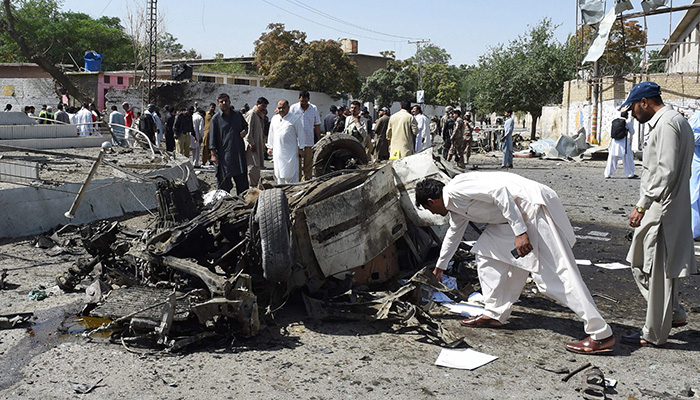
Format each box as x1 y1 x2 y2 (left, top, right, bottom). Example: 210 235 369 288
48 151 475 352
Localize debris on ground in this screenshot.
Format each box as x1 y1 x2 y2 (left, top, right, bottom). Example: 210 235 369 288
46 150 479 352
28 286 48 301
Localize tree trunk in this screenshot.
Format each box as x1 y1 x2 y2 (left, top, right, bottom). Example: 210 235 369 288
529 109 542 141
1 0 93 105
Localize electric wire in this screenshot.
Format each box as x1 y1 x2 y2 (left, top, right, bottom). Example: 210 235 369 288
284 0 422 40
261 0 405 43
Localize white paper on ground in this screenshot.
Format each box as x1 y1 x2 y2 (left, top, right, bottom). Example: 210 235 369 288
444 302 484 317
435 348 498 370
595 262 631 270
587 231 610 237
468 292 485 303
576 259 593 266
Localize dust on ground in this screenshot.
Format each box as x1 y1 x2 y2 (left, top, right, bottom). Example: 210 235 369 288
1 154 699 400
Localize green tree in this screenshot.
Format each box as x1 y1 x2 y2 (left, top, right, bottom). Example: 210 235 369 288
158 32 200 60
469 18 576 139
0 1 132 71
199 58 246 75
253 24 359 95
360 68 415 107
408 43 451 65
645 49 666 73
422 63 464 106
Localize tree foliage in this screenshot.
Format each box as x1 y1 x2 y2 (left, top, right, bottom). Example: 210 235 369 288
573 19 646 76
468 18 576 139
0 0 132 70
362 45 462 107
158 32 200 60
253 23 359 95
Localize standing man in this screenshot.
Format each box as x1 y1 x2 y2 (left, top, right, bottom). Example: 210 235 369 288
75 104 93 136
604 111 636 179
173 107 193 157
387 100 418 160
621 81 697 347
140 104 157 144
464 114 474 164
448 109 466 168
374 107 390 161
416 174 615 354
501 109 514 169
209 93 249 194
191 107 204 167
441 106 454 158
108 105 126 146
123 102 134 143
202 103 216 165
344 101 369 154
323 105 338 134
164 106 176 152
688 110 700 239
244 97 269 187
267 99 304 184
411 105 431 152
53 104 70 124
289 91 321 181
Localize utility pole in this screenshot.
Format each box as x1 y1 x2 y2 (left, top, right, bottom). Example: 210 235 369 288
408 39 430 91
145 0 158 105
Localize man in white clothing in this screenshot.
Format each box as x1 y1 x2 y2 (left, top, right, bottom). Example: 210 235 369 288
191 107 204 167
604 111 637 179
289 90 321 181
267 100 304 184
411 105 431 152
75 104 94 136
415 173 615 354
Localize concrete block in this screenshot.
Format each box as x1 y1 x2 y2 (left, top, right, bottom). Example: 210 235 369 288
0 160 39 184
0 112 35 125
0 158 199 239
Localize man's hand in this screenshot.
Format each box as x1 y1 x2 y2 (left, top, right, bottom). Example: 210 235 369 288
210 151 218 164
433 267 444 282
629 208 645 228
267 149 273 156
249 144 256 152
514 232 533 257
298 149 304 157
240 130 246 138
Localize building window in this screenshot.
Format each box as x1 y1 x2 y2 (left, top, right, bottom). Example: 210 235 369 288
197 76 215 83
117 76 124 85
104 76 110 83
234 79 250 85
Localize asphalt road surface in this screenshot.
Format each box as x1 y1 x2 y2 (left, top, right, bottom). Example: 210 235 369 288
1 153 699 400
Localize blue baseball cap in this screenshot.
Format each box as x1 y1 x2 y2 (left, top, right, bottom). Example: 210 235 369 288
618 81 661 111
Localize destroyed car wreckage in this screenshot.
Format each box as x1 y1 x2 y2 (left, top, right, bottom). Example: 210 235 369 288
53 148 470 351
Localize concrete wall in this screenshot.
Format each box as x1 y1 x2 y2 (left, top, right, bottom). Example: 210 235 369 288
0 78 61 110
0 157 198 239
106 82 345 120
562 73 700 148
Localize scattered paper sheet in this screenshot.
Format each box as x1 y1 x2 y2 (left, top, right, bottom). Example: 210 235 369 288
468 292 485 304
576 259 593 266
435 348 498 370
595 262 630 270
444 302 484 317
587 231 610 237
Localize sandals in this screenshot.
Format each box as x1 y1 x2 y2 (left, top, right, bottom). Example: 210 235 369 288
579 367 606 400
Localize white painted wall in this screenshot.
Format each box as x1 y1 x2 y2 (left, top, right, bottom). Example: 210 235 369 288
0 78 61 110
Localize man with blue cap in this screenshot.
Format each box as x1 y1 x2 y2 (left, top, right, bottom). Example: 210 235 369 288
620 81 697 347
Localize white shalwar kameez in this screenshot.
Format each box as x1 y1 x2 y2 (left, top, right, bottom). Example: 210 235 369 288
604 119 635 178
435 172 612 340
75 108 94 136
267 113 304 184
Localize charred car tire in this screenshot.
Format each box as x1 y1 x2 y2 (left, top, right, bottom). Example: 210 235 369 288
312 133 368 177
256 188 293 283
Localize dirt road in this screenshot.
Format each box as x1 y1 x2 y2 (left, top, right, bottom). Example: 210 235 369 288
1 154 699 400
